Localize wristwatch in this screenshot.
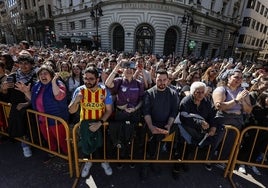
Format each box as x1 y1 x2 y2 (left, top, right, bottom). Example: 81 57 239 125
234 99 239 104
99 119 104 125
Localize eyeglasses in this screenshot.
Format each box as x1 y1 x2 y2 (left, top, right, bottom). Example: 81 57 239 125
193 76 200 79
210 70 217 73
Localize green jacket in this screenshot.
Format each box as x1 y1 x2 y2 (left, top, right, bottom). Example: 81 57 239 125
79 120 103 155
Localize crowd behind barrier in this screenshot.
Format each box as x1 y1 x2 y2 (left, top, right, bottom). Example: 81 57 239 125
0 42 268 187
0 101 239 178
2 102 268 188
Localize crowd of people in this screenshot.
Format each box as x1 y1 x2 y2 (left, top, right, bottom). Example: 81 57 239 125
0 40 267 181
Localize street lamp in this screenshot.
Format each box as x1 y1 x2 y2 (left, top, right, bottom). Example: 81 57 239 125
181 12 194 57
90 2 103 50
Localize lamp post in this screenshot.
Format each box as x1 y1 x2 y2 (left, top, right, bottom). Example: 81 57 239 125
181 12 194 57
90 2 103 50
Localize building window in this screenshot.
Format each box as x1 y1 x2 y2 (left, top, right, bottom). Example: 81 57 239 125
69 0 73 6
191 24 199 34
256 22 260 31
251 19 256 29
48 4 52 18
210 0 215 10
263 26 267 34
255 2 260 12
216 29 222 38
264 8 268 17
39 5 45 18
246 0 256 9
34 12 37 19
260 39 264 47
242 17 251 27
238 34 245 44
58 23 63 31
32 0 36 7
246 36 251 45
255 39 260 47
251 37 256 46
205 26 211 36
80 20 86 29
24 0 28 9
112 25 124 52
260 24 264 33
260 5 265 15
70 22 75 30
222 2 227 14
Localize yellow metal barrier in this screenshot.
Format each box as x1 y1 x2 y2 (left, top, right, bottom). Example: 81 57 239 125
0 101 11 135
72 122 240 181
25 109 73 177
0 101 73 178
0 99 242 186
229 126 268 188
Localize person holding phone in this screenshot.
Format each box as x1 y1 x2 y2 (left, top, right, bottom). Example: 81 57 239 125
1 50 37 158
105 59 145 169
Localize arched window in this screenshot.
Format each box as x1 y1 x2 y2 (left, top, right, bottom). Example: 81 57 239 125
112 25 124 52
164 27 177 56
135 25 154 54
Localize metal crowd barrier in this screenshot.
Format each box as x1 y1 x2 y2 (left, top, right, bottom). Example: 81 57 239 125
1 100 247 187
0 101 11 134
0 101 73 177
229 126 268 188
72 121 240 186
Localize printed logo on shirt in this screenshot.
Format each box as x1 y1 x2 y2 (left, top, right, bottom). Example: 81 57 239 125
81 102 105 110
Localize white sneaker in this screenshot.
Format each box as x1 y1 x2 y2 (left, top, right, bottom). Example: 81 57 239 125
81 162 92 178
238 164 246 174
101 162 113 176
251 166 261 176
23 146 32 158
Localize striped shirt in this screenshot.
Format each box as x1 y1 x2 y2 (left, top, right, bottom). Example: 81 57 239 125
72 85 113 121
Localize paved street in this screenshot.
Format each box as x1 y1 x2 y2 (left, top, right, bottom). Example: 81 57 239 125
0 138 267 188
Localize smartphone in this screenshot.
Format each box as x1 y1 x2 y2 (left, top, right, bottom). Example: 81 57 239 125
122 62 130 68
6 76 14 83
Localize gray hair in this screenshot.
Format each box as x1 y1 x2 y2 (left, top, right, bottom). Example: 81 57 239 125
190 81 206 95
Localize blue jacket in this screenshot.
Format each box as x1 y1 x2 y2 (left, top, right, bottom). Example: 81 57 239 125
31 80 69 126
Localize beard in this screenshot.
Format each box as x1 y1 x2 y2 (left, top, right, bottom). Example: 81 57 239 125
85 81 98 89
157 84 166 91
